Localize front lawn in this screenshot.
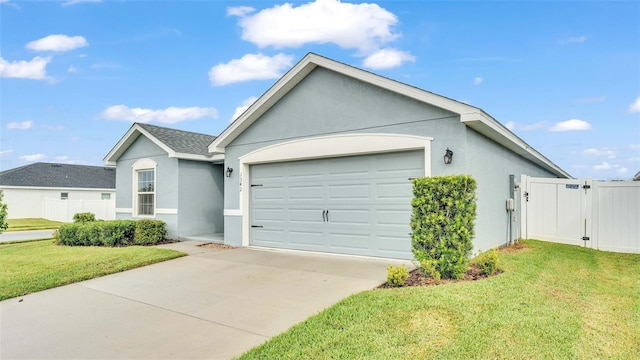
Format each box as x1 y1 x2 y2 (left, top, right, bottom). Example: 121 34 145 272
0 239 185 301
5 218 68 231
239 240 640 359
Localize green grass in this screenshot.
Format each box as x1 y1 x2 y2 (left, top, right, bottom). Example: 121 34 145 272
239 241 640 360
5 218 68 231
0 239 186 301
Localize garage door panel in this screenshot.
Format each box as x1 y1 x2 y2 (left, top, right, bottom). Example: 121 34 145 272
328 184 370 200
376 235 412 257
376 209 411 226
253 229 286 246
253 208 285 223
327 209 370 225
288 231 324 247
328 233 370 251
252 186 285 201
376 182 413 200
288 162 324 180
289 209 325 224
288 185 324 200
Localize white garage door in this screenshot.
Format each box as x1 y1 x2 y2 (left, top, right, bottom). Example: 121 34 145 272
250 150 424 259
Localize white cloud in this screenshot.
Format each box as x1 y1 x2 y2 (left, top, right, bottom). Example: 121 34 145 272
505 121 515 130
0 149 14 156
0 56 51 80
583 147 616 159
473 77 483 85
61 0 101 7
67 66 79 73
55 155 69 161
617 167 628 174
6 120 33 130
26 34 88 52
227 6 254 17
209 53 294 86
100 104 218 124
19 154 46 162
549 119 592 132
231 96 259 121
629 96 640 113
630 144 640 150
560 36 587 44
230 0 399 53
362 48 415 69
593 162 612 171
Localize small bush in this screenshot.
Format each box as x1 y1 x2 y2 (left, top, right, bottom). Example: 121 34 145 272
418 259 441 282
134 220 166 245
73 212 96 223
386 264 409 287
475 248 500 276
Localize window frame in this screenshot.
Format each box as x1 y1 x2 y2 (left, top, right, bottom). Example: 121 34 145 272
101 193 111 200
132 159 157 218
60 192 69 200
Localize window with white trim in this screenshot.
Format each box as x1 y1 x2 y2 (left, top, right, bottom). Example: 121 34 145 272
132 158 157 217
61 192 68 200
101 193 111 200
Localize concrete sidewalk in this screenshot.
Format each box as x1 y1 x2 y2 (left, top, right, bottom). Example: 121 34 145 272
0 242 408 359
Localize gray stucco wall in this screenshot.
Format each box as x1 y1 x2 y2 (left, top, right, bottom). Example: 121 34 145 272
465 128 556 252
177 160 224 237
115 135 223 239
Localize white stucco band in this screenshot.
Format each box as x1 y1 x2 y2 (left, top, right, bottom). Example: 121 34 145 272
228 133 433 246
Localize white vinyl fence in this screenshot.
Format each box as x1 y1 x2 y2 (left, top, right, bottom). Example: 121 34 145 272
44 198 116 222
521 175 640 253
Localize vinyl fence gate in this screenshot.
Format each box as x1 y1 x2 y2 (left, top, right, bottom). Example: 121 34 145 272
520 175 640 254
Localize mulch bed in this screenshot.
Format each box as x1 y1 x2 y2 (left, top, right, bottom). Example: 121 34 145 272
378 241 527 288
197 243 236 250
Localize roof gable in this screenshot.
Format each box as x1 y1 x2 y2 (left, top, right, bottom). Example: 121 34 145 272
208 53 570 178
0 162 115 189
104 123 222 165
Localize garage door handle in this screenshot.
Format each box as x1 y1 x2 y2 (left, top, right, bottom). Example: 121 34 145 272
326 210 329 222
322 210 327 222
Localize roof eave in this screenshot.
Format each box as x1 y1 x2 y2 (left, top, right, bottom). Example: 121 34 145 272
461 113 571 178
104 123 176 165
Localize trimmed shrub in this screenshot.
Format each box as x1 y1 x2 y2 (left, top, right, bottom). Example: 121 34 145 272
57 220 136 246
475 248 500 276
73 212 96 223
386 264 409 287
134 220 166 245
411 175 477 280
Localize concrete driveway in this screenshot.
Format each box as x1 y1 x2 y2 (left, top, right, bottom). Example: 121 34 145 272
0 242 408 359
0 229 55 243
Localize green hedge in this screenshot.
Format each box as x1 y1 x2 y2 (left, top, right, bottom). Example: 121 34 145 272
56 219 165 247
411 175 477 280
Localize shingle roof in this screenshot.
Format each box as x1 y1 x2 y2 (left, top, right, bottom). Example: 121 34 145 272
0 163 116 189
137 123 216 156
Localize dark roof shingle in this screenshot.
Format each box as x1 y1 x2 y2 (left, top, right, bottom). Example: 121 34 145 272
0 163 116 189
137 123 216 156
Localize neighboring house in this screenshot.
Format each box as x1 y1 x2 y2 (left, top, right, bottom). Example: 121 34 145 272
104 123 224 239
633 171 640 181
106 53 570 259
0 162 116 221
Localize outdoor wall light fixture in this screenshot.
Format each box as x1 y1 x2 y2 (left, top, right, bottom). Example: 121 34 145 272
444 148 454 165
226 167 233 178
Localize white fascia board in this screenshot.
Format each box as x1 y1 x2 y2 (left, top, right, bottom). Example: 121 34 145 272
104 123 173 165
172 152 225 162
0 185 115 191
461 113 572 178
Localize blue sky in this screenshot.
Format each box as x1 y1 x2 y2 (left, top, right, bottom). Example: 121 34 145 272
1 0 638 179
